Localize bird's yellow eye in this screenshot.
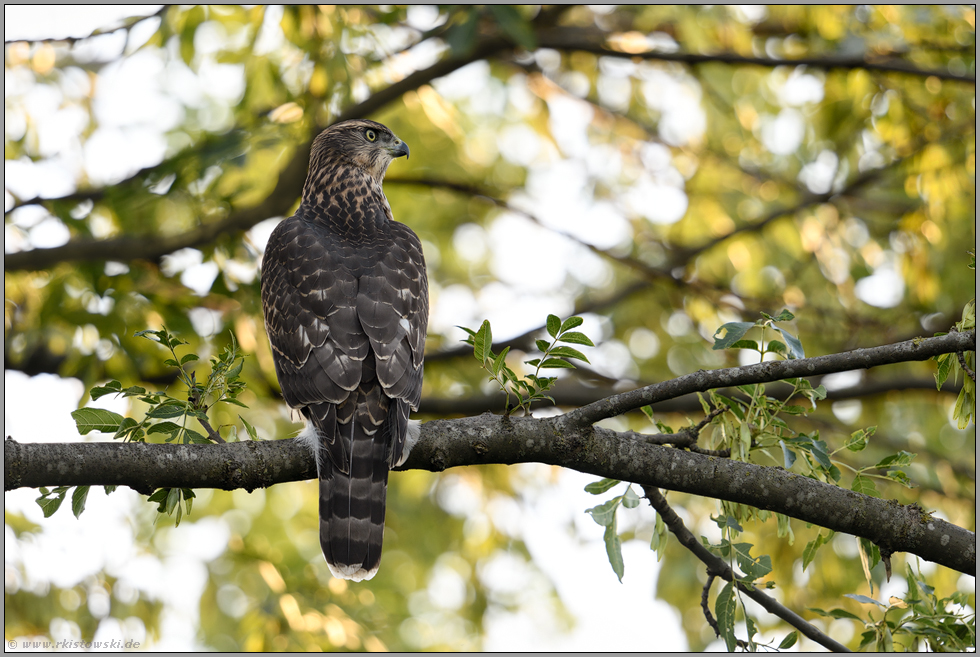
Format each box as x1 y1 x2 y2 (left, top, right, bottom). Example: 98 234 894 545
365 129 377 142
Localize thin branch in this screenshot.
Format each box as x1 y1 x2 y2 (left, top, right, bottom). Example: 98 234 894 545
562 331 976 426
957 350 976 382
4 6 168 46
643 486 852 652
535 27 976 84
641 405 727 448
3 36 515 273
667 151 910 269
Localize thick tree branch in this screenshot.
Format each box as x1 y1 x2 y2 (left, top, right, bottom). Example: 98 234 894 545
642 486 851 652
5 331 975 575
5 413 974 575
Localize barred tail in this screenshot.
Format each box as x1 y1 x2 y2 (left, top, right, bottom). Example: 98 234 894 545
302 386 390 582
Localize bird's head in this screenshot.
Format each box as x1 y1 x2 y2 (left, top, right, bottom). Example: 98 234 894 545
307 119 410 188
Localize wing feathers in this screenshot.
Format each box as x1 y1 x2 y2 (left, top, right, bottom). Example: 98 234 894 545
259 122 426 580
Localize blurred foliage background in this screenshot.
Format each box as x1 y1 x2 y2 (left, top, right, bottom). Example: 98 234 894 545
4 5 975 651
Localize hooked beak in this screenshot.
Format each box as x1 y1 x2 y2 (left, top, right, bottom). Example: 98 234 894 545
390 139 410 159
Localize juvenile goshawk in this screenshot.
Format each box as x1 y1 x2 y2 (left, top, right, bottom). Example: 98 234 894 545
260 119 427 581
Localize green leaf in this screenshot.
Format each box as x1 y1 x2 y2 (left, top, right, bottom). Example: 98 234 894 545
490 346 510 377
113 417 140 441
778 631 798 649
935 353 953 390
559 316 584 333
780 440 797 469
715 581 738 652
120 385 148 398
801 533 824 571
488 5 538 50
845 427 874 451
539 358 576 369
90 380 122 400
180 353 199 365
71 485 90 518
714 394 745 420
874 450 916 469
765 340 787 355
586 498 619 527
846 593 887 607
184 428 210 444
808 436 833 470
547 346 590 363
534 339 551 353
71 408 125 435
712 321 756 350
851 474 880 498
773 309 795 322
165 487 180 515
884 470 914 488
473 320 493 363
622 485 640 508
219 397 248 408
557 331 594 346
728 339 759 351
147 421 182 436
36 487 68 518
775 327 805 359
546 314 561 338
147 403 187 419
807 606 862 620
584 478 620 494
603 523 624 582
226 358 244 379
720 515 744 533
240 415 258 441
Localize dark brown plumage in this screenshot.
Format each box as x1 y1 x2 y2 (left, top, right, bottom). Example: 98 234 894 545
260 119 427 581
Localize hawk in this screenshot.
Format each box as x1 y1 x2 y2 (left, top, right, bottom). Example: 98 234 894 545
260 119 428 581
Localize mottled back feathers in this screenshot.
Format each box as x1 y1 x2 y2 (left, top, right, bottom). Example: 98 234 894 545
260 119 427 581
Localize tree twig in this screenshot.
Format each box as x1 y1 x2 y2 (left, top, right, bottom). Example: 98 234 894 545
562 331 976 426
3 36 515 273
643 486 852 652
534 27 976 84
957 351 976 382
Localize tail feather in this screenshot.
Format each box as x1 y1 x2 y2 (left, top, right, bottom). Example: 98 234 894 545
303 384 391 581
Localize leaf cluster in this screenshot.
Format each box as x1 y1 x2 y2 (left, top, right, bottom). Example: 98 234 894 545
582 479 643 582
812 565 976 652
41 327 252 526
461 314 594 416
934 258 976 430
